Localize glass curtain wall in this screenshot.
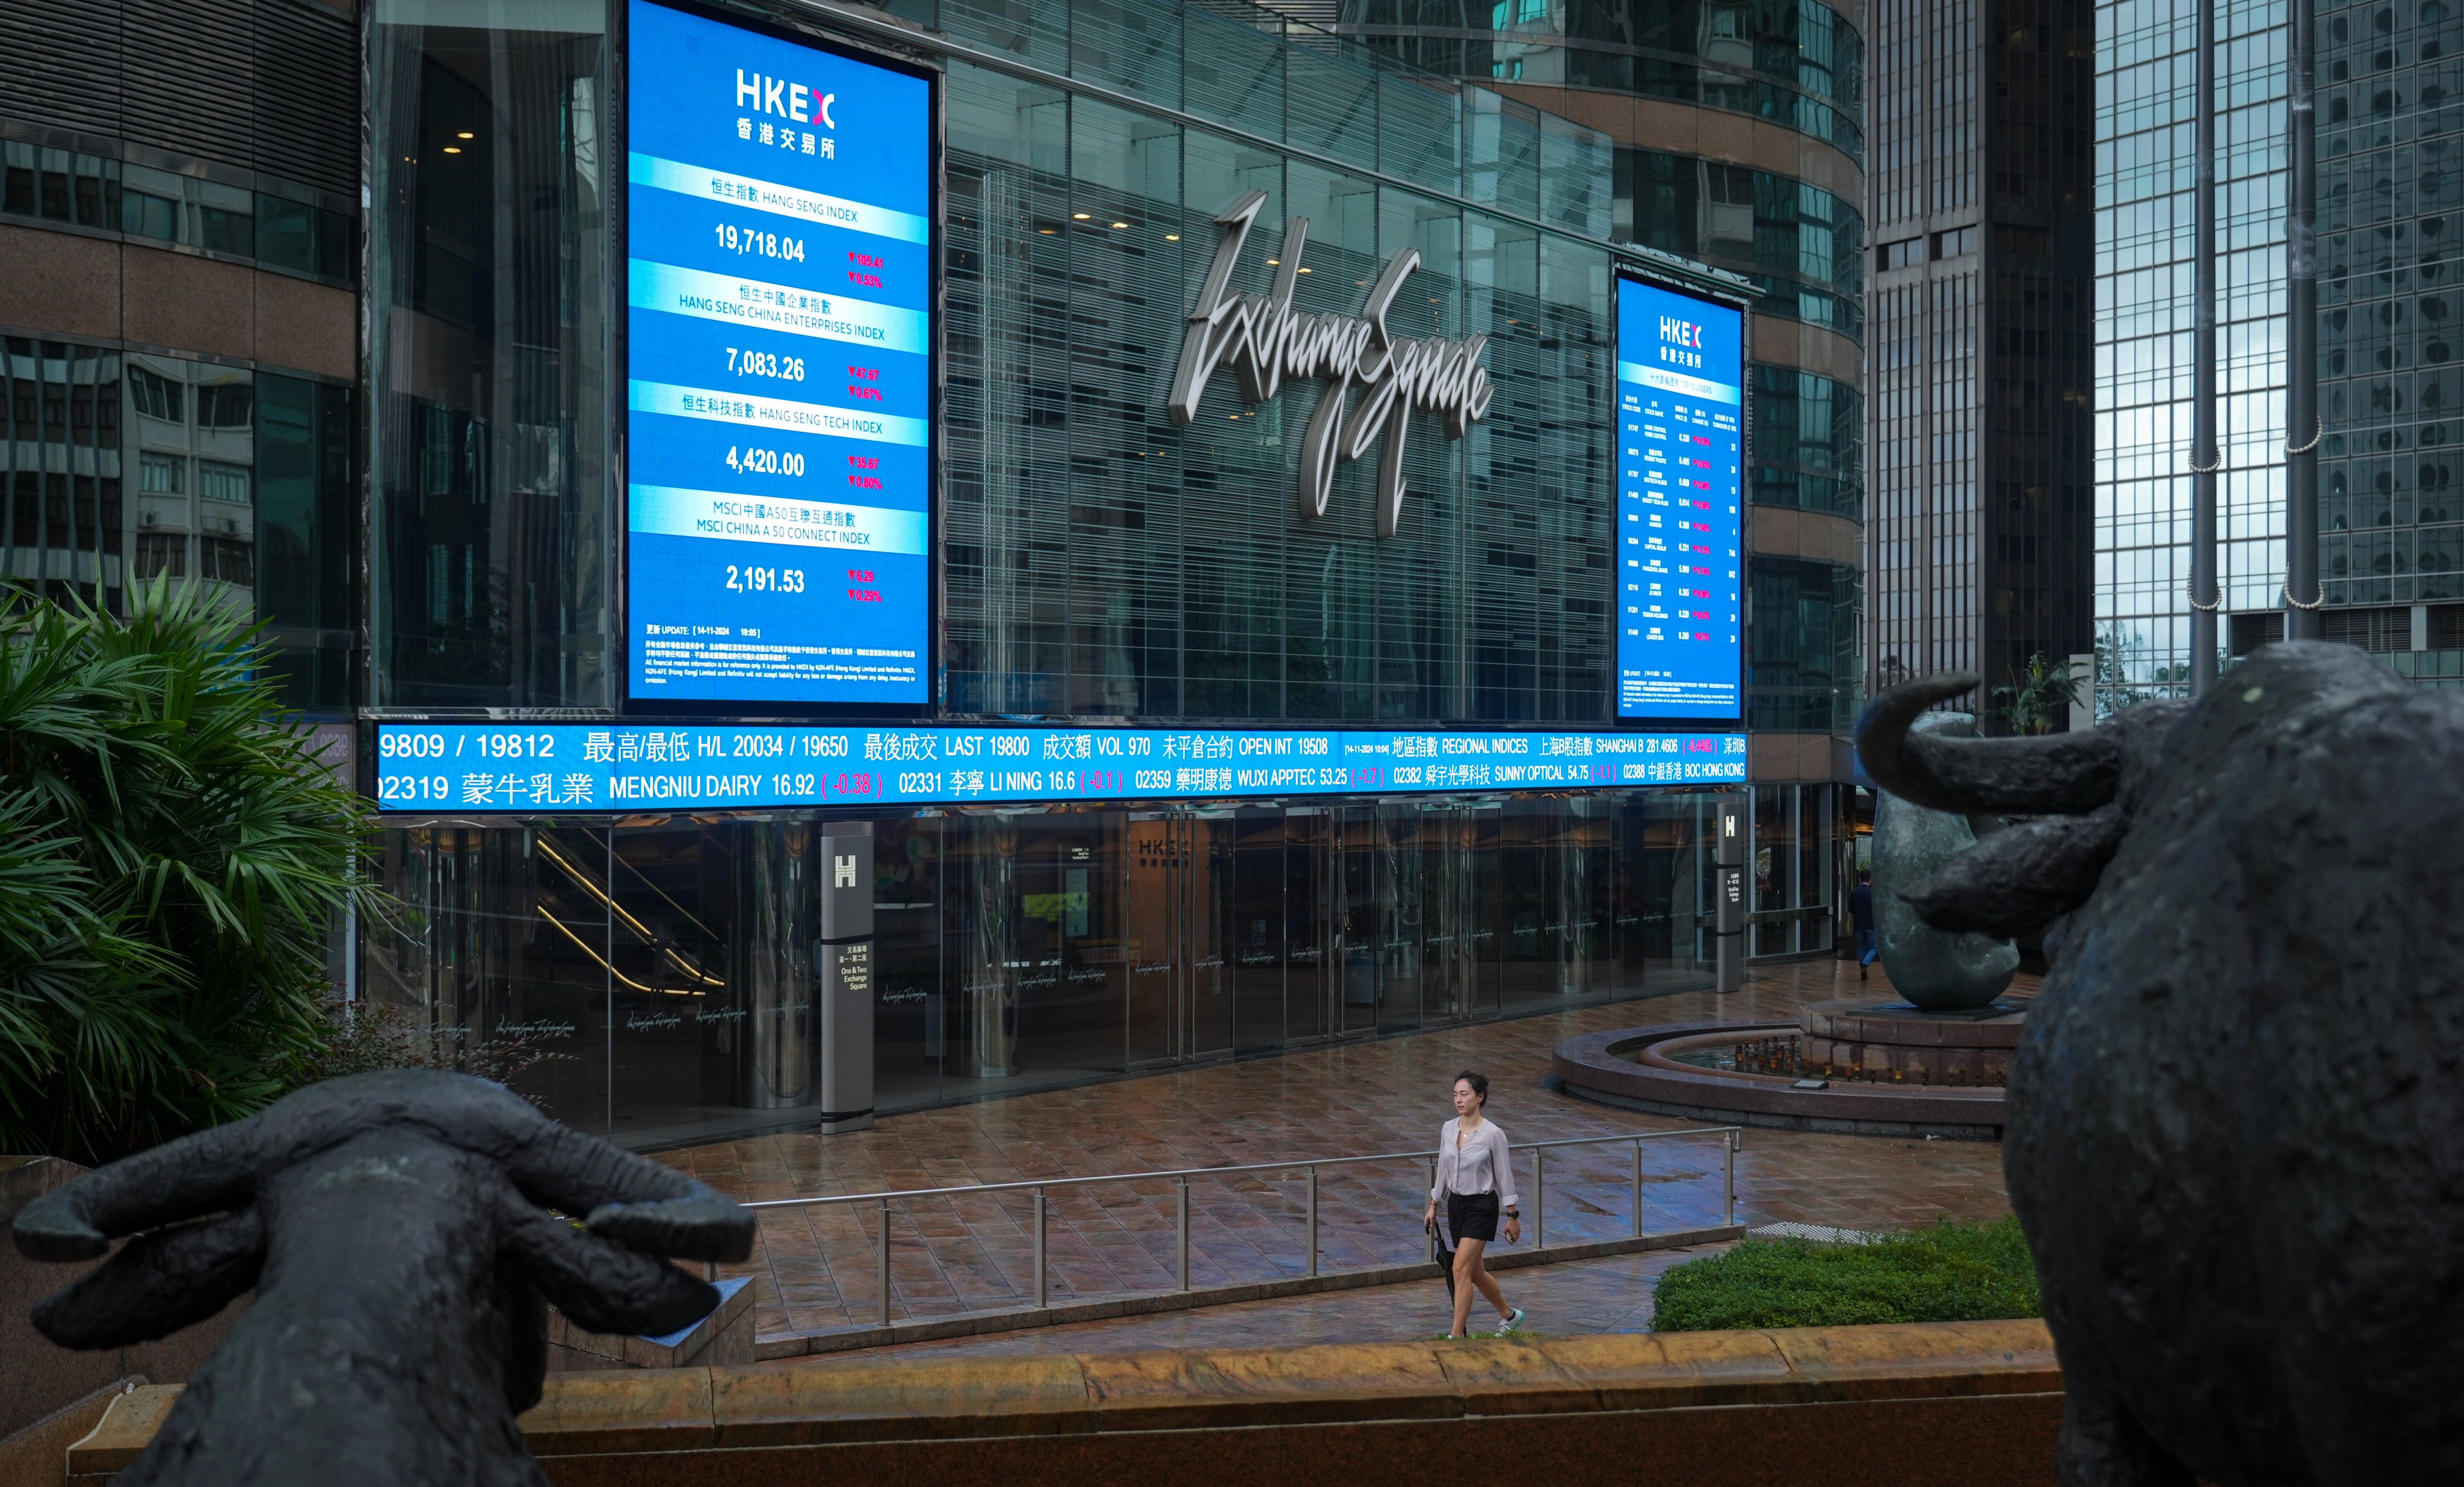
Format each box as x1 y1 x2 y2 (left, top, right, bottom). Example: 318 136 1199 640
2093 0 2285 706
366 789 1717 1145
1750 366 1864 519
359 1 1646 724
4 340 123 611
936 51 1619 724
1614 149 1865 338
368 1 613 709
1747 556 1862 730
3 342 352 709
1336 0 1867 159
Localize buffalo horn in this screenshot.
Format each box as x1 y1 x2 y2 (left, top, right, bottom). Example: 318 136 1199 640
1854 673 2121 815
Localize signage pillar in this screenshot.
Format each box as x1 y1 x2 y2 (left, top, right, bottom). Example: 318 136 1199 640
817 821 875 1134
1714 795 1745 994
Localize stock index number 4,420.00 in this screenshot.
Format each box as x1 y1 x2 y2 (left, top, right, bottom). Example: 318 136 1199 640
726 446 806 476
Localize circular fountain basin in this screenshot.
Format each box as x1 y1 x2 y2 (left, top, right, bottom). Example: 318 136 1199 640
1552 1003 2020 1141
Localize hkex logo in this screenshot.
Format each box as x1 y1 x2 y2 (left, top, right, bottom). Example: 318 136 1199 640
735 69 835 129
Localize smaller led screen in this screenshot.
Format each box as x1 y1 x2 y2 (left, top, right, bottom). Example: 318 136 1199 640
1614 277 1745 721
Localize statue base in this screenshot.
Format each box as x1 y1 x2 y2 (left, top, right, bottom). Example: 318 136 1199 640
1797 997 2027 1086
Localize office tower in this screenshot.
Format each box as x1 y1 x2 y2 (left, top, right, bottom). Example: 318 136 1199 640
1867 0 2097 727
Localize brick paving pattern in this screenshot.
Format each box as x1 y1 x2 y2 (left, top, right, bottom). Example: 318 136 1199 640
664 959 2018 1341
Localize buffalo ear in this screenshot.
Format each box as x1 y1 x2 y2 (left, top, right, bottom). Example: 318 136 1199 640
13 1120 267 1263
31 1207 267 1350
585 1194 756 1264
501 1198 719 1341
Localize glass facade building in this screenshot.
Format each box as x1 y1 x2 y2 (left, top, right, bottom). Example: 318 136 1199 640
2096 0 2464 700
2308 0 2464 680
1330 0 1872 742
335 0 1848 1149
1 0 1867 1150
1322 0 1870 976
2093 0 2286 706
1867 0 2096 715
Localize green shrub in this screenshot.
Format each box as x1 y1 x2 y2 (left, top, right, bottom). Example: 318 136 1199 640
0 580 374 1163
1650 1215 2041 1331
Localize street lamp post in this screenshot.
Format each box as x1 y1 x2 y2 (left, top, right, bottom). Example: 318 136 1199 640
2190 0 2220 694
2286 0 2323 638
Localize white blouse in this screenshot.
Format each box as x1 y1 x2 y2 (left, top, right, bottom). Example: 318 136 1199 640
1430 1118 1518 1207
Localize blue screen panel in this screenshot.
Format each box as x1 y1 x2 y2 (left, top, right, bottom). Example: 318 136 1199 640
625 0 933 707
1614 278 1744 721
374 724 1749 812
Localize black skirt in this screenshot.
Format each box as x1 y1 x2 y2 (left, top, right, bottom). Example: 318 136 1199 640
1447 1191 1500 1244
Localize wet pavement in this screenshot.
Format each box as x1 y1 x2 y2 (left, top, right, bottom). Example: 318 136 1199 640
662 958 2015 1342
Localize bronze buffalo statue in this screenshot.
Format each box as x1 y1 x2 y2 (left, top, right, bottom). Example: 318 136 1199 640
1857 641 2464 1486
13 1069 755 1486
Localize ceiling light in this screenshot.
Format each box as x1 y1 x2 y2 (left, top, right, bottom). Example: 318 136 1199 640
1298 266 1312 273
443 146 462 153
1111 221 1129 229
1039 227 1055 234
1164 233 1180 241
457 131 475 140
1267 258 1279 265
1073 212 1091 220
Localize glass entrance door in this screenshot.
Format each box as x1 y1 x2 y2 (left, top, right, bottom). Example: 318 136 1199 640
1416 802 1499 1025
1122 814 1234 1067
1335 805 1383 1036
1281 808 1336 1045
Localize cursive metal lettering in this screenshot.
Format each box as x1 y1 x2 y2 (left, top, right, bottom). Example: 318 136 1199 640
1167 189 1495 537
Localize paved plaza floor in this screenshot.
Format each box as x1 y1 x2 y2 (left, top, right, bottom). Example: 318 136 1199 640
859 1243 1726 1361
665 958 2018 1344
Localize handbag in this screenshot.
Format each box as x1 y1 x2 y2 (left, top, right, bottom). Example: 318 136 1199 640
1427 1210 1456 1298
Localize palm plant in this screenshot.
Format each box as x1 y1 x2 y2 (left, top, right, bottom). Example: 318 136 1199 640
1993 651 2085 736
0 579 373 1163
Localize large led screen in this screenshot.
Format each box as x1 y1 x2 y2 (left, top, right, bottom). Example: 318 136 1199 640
624 0 933 709
1614 277 1744 721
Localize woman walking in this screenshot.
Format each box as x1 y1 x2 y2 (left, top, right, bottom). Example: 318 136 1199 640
1424 1069 1525 1339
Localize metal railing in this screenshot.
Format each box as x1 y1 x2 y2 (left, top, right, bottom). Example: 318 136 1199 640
738 1126 1743 1329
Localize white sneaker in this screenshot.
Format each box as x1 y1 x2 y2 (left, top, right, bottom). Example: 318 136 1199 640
1492 1308 1525 1336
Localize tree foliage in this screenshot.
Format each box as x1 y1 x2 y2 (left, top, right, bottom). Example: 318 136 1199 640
1992 651 2084 736
0 580 372 1163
